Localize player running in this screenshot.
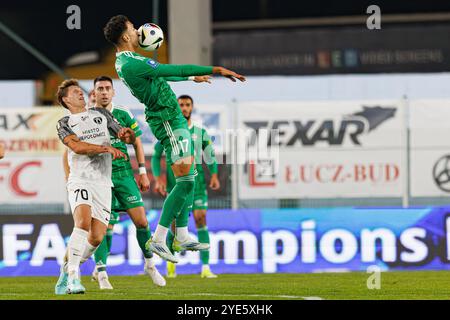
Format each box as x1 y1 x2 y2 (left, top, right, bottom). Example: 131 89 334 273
152 95 220 278
103 15 245 263
54 79 135 294
62 76 166 289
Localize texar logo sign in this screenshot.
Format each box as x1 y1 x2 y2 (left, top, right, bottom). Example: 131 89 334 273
0 113 40 131
244 106 396 147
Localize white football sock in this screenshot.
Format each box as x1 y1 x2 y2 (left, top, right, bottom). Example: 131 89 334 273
67 227 88 279
80 240 98 264
153 224 169 243
145 257 155 268
175 227 189 242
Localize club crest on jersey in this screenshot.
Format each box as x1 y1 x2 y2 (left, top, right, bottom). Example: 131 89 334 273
93 117 103 124
146 59 159 69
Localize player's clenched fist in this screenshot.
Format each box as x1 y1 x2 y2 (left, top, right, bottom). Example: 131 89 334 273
118 127 136 144
154 176 167 196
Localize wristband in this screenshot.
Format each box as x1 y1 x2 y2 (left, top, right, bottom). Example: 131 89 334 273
138 163 146 175
188 76 195 81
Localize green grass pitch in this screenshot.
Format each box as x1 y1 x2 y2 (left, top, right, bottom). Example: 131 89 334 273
1 271 450 300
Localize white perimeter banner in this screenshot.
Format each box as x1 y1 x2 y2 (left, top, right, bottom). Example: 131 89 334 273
409 99 450 197
0 107 66 156
0 156 66 203
237 100 405 199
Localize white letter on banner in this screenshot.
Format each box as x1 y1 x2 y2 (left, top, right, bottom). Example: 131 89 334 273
301 220 317 263
209 231 258 264
361 228 396 263
31 224 66 266
262 230 298 273
3 224 33 266
320 229 358 263
400 228 428 263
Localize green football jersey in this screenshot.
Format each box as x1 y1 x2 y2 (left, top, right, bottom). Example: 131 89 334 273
108 104 142 175
151 123 218 188
115 51 213 123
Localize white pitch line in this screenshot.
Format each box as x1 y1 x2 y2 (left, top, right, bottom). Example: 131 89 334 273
0 292 324 300
123 292 324 300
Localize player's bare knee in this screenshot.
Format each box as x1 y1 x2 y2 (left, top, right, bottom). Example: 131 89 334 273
89 232 105 246
134 219 148 229
74 220 90 232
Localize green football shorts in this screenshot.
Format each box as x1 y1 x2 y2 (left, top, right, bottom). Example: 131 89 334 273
149 113 194 166
110 172 145 225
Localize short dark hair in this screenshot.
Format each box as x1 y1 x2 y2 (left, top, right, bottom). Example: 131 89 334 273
94 76 113 87
56 79 80 109
177 95 194 105
103 15 129 45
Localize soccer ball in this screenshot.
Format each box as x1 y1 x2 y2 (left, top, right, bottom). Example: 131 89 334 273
138 23 164 51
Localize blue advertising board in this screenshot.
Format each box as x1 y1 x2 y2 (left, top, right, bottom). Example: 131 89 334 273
1 207 450 276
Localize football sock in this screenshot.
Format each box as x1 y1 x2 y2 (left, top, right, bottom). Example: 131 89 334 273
197 226 210 265
105 228 114 253
80 240 97 264
67 227 88 279
176 227 189 242
166 229 175 254
155 174 195 241
175 178 195 231
94 237 109 272
136 226 153 258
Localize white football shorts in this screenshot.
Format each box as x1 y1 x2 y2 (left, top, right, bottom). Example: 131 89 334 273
67 182 112 226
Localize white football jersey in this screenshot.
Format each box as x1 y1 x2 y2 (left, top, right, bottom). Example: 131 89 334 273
56 107 122 187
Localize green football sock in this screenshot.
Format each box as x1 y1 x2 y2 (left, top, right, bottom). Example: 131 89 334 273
94 237 108 272
166 229 175 255
136 226 153 259
159 175 195 228
197 226 210 265
105 228 114 254
175 181 194 228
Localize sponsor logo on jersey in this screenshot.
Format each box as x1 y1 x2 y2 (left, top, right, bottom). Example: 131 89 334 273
146 59 159 69
127 195 142 202
93 117 103 125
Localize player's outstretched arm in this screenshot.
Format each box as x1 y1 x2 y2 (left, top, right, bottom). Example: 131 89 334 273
63 135 127 160
164 75 212 84
212 67 246 82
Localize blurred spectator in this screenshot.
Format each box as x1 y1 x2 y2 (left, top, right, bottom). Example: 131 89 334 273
87 89 96 108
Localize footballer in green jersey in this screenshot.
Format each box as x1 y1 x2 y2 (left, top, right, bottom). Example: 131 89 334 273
103 15 245 263
152 95 220 278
